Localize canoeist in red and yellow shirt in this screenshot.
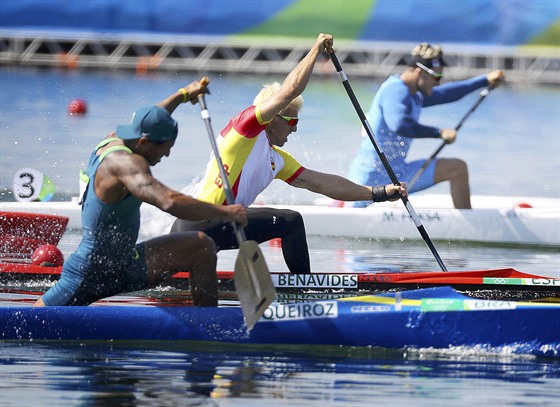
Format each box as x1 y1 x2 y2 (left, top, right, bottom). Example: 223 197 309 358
171 33 407 274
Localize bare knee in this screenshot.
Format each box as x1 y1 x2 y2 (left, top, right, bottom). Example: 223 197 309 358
145 232 217 279
453 159 468 177
435 158 469 182
193 231 217 258
171 231 216 259
170 232 216 269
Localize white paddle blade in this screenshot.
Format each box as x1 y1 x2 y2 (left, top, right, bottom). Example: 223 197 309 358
234 240 276 331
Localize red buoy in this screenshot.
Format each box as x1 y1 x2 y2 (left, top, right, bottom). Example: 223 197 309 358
268 238 282 248
32 244 64 267
515 202 533 209
68 99 88 116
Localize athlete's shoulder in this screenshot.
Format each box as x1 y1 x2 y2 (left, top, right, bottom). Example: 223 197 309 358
223 106 267 139
382 75 409 97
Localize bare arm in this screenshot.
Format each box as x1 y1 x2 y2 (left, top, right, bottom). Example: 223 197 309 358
440 70 504 143
158 77 211 114
98 152 247 225
291 168 407 202
258 33 333 122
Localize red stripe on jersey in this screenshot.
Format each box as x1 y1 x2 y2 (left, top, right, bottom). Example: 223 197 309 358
221 106 266 139
285 166 305 184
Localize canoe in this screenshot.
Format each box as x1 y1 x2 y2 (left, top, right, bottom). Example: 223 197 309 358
269 194 560 247
2 261 558 301
1 194 558 246
1 286 558 357
0 211 68 255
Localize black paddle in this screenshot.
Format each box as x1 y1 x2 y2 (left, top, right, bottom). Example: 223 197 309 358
197 85 276 331
327 48 448 272
408 86 493 189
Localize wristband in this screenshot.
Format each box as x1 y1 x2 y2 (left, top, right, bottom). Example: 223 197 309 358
371 185 389 202
178 88 188 103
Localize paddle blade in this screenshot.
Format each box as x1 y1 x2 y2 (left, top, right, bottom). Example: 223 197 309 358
234 240 276 331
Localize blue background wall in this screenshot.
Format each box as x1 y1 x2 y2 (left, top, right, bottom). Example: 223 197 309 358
1 0 558 46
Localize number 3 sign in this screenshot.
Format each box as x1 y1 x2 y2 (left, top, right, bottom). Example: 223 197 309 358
13 168 55 202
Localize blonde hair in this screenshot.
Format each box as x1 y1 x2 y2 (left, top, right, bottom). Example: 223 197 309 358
410 43 443 60
253 82 304 110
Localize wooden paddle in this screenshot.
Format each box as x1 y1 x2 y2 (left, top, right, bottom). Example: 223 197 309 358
327 48 448 271
197 86 276 331
407 86 493 189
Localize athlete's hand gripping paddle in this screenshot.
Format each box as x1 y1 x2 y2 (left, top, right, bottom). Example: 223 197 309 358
197 80 276 330
327 48 448 271
408 86 494 189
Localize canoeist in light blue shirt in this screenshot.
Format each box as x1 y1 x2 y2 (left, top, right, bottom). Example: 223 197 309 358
346 43 505 209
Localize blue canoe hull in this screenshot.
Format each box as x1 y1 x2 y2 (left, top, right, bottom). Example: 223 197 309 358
1 287 558 357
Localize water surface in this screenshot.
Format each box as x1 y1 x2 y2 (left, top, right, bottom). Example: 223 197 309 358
1 67 559 406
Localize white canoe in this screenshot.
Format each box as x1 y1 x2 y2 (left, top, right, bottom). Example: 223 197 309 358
1 194 558 247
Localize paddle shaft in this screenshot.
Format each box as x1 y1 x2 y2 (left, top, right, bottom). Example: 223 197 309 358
198 92 277 330
408 87 491 189
198 94 247 243
328 49 447 271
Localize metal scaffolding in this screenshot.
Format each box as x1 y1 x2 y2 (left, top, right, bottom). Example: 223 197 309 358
1 30 558 84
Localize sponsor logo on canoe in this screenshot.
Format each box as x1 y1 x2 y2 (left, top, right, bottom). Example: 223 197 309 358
261 301 338 322
463 300 517 310
358 274 394 283
383 211 441 222
351 305 391 313
483 277 522 285
421 298 517 311
272 274 358 288
529 278 560 286
483 277 560 286
277 293 350 302
421 298 464 312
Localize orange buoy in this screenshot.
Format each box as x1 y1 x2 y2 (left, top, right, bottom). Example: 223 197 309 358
32 244 64 267
68 99 88 116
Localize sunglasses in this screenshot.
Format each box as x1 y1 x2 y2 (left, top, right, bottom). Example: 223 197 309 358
276 115 299 126
416 62 444 82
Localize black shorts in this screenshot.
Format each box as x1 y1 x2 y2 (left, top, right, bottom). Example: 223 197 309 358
171 207 311 274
